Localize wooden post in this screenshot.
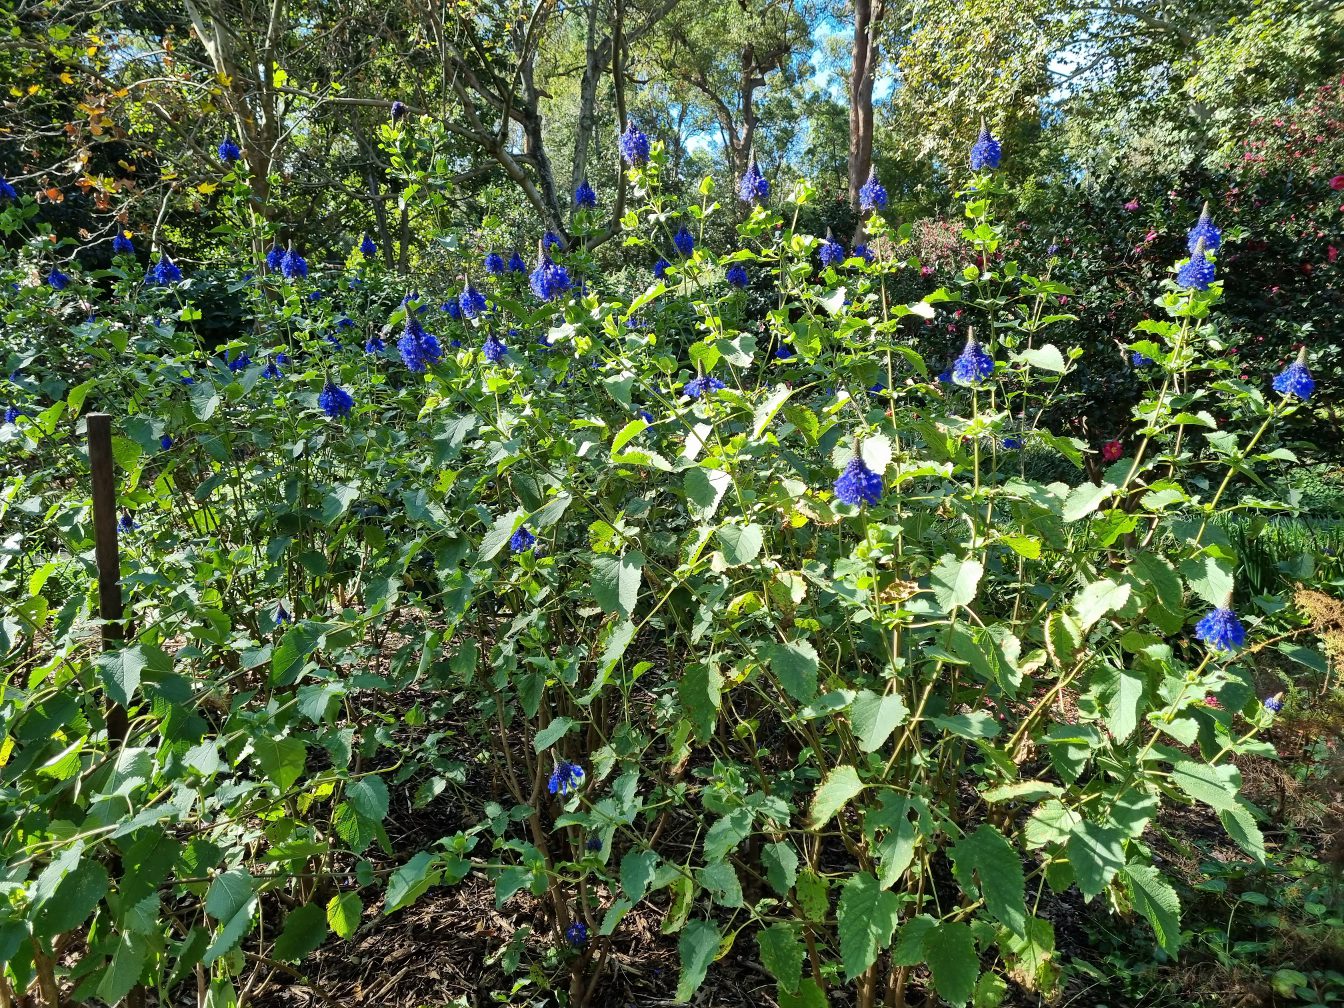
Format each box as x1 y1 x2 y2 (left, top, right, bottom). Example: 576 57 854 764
87 413 128 745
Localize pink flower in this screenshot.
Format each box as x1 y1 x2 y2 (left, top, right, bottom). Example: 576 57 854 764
1330 245 1339 263
1329 174 1344 191
920 265 934 277
1101 440 1123 463
1123 199 1139 211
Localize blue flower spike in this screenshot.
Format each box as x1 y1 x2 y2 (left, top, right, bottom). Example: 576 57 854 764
1272 347 1314 401
1194 600 1246 653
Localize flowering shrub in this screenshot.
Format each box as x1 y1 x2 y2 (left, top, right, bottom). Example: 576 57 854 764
0 125 1331 1008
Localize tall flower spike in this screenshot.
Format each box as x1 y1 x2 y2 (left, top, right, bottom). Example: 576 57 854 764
834 456 883 506
673 226 695 258
0 177 17 200
318 380 354 418
398 313 442 372
150 255 182 285
1176 238 1215 291
1272 347 1314 400
482 332 508 364
819 230 845 268
726 264 749 288
508 251 527 273
280 248 308 280
218 136 241 162
484 252 506 275
618 120 650 166
574 178 597 208
360 234 376 256
47 268 71 290
266 245 284 271
969 122 1002 171
738 160 769 204
510 526 536 553
112 232 134 255
459 281 487 319
1186 201 1221 253
859 168 887 211
951 335 995 385
390 100 407 121
1195 603 1245 652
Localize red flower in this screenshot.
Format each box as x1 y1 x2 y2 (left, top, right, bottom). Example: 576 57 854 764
1101 440 1123 462
1330 174 1344 191
1329 245 1339 263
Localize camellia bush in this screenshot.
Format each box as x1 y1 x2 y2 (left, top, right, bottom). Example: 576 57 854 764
0 120 1327 1008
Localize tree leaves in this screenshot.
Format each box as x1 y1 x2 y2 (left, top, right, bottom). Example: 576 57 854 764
924 920 979 1007
758 923 805 994
850 689 908 752
327 892 363 939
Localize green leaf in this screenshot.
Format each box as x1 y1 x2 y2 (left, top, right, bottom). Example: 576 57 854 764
837 871 900 979
1016 344 1066 372
252 735 306 791
679 662 721 742
779 978 829 1008
685 466 731 522
1123 864 1181 955
592 551 644 618
96 644 169 708
533 716 575 752
924 921 978 1007
676 919 722 1001
1101 667 1145 743
346 776 389 822
273 903 327 962
850 690 908 752
1072 579 1132 632
704 807 753 862
1179 554 1234 608
384 852 440 914
762 842 799 896
762 640 819 703
34 860 107 938
758 923 805 994
717 523 764 566
981 781 1063 804
206 870 256 921
1062 482 1115 522
620 850 658 903
1130 552 1184 633
795 868 829 921
949 825 1027 936
1066 820 1125 898
1170 760 1241 811
611 418 648 454
98 930 150 1003
326 892 362 939
808 764 865 830
930 555 983 613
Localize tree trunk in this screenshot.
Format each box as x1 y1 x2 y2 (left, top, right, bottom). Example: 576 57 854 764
848 0 884 208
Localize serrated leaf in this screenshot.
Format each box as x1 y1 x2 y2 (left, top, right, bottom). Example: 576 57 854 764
273 903 326 962
930 555 983 613
808 764 865 829
327 892 362 939
592 552 644 618
1061 482 1115 522
1066 820 1125 898
685 466 731 522
762 639 819 703
621 850 658 902
675 919 721 1001
1072 579 1131 633
837 871 900 979
679 662 721 741
759 923 805 994
717 523 764 565
850 690 908 752
762 842 799 896
1123 864 1181 955
533 716 575 752
346 776 389 822
949 825 1027 936
925 921 978 1007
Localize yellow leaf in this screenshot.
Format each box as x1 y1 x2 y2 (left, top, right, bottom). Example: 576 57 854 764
196 181 218 195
